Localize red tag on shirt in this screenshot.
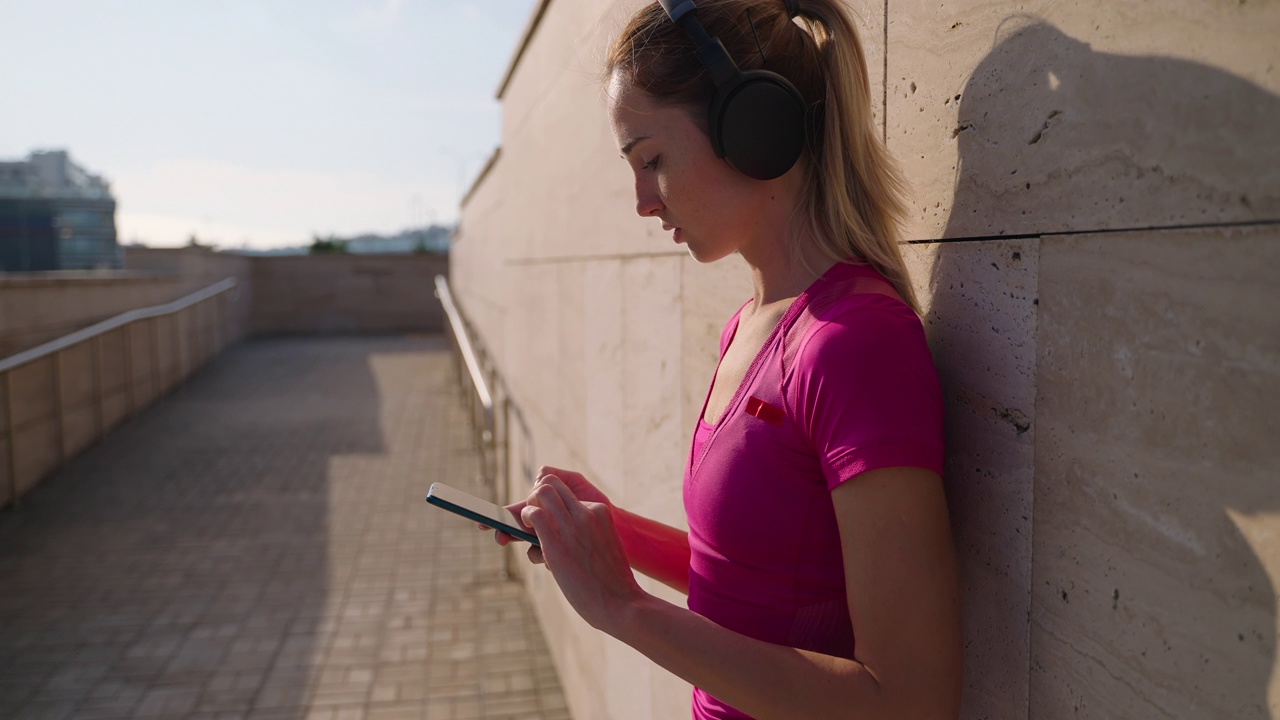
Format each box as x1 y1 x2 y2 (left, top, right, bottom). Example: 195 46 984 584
745 396 785 426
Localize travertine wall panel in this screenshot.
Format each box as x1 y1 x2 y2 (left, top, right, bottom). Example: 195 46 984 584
103 390 130 433
619 257 685 507
13 423 57 496
99 330 127 397
62 404 97 460
58 343 94 409
887 1 1280 240
555 261 590 468
679 256 750 448
0 441 10 506
606 641 654 719
10 358 54 429
905 237 1039 720
582 259 626 493
1032 226 1280 719
498 1 637 262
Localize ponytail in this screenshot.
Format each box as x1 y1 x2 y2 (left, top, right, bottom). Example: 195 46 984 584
792 0 918 311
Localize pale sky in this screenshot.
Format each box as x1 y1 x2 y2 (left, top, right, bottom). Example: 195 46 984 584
0 0 539 249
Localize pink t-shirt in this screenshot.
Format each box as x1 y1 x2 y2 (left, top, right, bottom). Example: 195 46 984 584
684 261 944 720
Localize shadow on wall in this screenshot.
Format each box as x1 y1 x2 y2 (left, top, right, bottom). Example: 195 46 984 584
926 19 1279 718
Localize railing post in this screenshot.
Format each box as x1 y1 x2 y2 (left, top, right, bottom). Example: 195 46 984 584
52 353 65 467
214 294 223 356
150 317 160 400
172 312 182 388
196 299 206 367
5 371 18 508
123 323 136 417
92 336 105 438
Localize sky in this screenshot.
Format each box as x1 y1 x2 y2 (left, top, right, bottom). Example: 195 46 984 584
0 0 540 249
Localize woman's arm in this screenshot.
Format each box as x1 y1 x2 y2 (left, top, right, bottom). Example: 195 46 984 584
612 505 691 594
494 465 691 593
522 466 962 720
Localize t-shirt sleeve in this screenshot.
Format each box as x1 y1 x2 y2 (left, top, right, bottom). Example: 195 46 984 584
789 304 945 490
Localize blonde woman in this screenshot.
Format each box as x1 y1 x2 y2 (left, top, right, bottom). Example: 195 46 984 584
492 1 962 717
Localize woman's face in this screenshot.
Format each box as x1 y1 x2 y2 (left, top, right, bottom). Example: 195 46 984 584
607 72 766 264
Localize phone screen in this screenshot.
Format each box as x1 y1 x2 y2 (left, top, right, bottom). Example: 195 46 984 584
426 482 540 546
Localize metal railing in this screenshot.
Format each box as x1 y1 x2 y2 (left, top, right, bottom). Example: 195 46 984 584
1 277 240 508
433 275 503 485
434 274 526 579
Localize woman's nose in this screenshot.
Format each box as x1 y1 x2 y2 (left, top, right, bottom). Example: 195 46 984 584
635 179 663 218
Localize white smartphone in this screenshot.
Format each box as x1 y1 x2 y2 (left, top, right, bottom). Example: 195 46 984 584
426 482 539 546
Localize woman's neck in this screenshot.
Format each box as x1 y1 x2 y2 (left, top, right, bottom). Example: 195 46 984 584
740 224 834 311
735 163 835 309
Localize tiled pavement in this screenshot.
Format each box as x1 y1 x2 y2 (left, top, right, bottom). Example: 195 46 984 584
0 336 569 720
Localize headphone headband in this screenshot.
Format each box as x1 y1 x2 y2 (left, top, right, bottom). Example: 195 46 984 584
660 0 697 24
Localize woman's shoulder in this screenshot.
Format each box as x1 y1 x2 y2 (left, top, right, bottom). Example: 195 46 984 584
807 261 915 321
782 262 931 375
796 263 921 339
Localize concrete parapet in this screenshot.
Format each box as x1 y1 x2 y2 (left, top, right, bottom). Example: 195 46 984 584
249 254 447 337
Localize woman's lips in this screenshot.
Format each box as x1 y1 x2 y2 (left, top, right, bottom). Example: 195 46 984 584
662 223 682 243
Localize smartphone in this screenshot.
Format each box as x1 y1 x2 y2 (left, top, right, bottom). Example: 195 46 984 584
426 482 539 547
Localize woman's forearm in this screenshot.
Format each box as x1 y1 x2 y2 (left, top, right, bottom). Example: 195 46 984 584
613 594 935 720
613 506 691 594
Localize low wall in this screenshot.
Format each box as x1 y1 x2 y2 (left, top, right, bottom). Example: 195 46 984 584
0 248 448 509
0 284 236 508
249 253 447 336
0 273 202 360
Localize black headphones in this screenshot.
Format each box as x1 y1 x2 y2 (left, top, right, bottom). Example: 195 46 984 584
657 0 807 180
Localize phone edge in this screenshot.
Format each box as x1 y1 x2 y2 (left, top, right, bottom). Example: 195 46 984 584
425 494 541 547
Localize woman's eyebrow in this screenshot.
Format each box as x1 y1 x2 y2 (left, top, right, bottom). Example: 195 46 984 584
619 135 651 158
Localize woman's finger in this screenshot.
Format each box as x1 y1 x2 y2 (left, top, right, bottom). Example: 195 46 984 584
539 474 590 521
528 479 574 526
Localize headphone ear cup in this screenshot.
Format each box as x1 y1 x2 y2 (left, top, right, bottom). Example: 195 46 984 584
710 71 807 180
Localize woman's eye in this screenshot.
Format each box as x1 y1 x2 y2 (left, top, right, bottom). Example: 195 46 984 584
642 155 661 170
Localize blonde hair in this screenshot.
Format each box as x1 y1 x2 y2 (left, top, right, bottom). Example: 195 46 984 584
606 0 918 312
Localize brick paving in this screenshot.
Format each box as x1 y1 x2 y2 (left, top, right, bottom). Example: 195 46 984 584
0 336 569 720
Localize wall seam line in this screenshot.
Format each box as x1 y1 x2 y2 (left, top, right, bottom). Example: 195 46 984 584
906 218 1280 245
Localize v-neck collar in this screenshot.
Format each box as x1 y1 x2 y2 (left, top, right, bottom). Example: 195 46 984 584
690 263 842 479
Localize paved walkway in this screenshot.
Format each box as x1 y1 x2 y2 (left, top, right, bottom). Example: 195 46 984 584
0 337 568 720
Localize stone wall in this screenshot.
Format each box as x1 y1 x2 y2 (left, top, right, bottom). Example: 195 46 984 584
451 1 1280 718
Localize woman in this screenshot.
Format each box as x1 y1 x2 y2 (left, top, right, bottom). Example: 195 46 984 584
489 1 962 717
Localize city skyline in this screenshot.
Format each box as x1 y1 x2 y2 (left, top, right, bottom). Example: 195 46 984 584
0 0 539 250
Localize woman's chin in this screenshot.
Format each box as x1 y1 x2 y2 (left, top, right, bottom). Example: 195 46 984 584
685 244 735 265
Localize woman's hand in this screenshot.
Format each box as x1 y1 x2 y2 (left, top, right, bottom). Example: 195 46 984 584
520 473 646 633
483 465 693 595
485 465 614 547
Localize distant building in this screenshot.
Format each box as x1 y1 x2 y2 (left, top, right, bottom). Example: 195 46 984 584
0 150 121 271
